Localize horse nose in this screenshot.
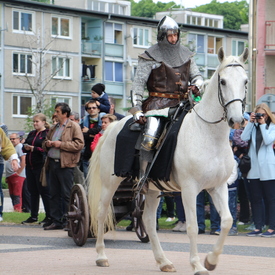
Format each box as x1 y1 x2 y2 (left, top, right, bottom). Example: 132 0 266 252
228 118 235 128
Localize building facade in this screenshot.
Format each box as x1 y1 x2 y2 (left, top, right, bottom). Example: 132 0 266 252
0 0 248 132
250 0 275 111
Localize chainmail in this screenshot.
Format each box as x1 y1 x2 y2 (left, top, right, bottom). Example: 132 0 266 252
132 41 203 108
146 38 192 67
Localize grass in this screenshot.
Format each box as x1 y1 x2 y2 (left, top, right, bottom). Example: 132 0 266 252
1 212 251 233
1 212 46 224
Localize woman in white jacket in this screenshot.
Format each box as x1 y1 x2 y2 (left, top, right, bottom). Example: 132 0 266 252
241 103 275 237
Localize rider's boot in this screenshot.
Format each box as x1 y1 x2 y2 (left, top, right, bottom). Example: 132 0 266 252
137 117 163 194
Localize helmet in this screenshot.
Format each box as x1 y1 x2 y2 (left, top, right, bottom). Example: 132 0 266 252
157 16 180 42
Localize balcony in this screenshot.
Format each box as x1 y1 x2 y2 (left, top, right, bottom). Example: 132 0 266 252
195 53 206 66
265 21 275 55
81 41 101 56
264 87 275 94
105 43 124 58
207 54 219 68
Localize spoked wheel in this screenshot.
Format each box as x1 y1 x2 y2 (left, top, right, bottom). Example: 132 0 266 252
132 193 149 243
67 184 89 246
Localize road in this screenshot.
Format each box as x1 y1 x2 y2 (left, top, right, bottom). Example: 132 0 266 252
0 224 274 275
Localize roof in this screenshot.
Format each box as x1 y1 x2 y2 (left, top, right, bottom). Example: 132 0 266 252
4 0 248 37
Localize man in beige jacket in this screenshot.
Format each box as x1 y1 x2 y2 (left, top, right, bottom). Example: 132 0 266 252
43 103 84 230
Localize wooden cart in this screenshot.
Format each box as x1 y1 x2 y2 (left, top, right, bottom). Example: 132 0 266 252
67 180 149 246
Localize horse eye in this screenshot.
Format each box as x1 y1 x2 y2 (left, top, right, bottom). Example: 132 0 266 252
220 79 226 85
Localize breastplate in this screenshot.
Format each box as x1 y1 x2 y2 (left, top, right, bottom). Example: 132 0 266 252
146 60 191 95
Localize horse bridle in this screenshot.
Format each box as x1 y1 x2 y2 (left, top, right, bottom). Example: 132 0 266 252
193 63 247 124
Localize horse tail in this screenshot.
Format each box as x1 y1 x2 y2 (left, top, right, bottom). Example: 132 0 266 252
87 122 118 237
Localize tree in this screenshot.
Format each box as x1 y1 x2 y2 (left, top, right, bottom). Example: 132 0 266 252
129 0 248 30
16 28 67 114
130 0 179 18
193 0 249 30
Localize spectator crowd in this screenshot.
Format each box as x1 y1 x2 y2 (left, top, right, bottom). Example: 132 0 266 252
1 84 275 239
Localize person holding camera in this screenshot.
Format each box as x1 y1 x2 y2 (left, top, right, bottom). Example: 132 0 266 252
241 103 275 237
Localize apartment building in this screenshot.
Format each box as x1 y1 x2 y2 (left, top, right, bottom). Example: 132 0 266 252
0 0 248 132
250 0 275 111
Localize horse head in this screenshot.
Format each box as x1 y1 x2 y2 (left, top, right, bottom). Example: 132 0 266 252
216 47 248 128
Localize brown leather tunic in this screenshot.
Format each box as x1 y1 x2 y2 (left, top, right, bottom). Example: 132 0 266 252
142 60 191 113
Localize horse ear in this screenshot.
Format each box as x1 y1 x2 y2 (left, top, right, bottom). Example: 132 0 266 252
217 47 225 63
239 48 249 63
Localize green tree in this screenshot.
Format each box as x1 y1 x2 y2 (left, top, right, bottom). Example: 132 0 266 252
193 0 248 30
130 0 179 18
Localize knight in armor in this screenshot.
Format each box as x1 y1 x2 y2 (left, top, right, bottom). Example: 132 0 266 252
130 16 204 186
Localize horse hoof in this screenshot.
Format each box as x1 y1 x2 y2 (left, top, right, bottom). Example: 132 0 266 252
160 264 176 272
96 259 109 267
204 257 216 271
194 271 209 275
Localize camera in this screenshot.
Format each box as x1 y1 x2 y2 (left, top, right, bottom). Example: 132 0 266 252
255 113 264 120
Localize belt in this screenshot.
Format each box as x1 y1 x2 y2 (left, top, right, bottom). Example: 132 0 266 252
149 92 181 99
50 158 60 162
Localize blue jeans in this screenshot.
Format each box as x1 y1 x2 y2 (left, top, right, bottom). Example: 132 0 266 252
82 159 89 178
0 164 4 216
174 193 185 222
228 189 238 228
197 190 220 231
156 196 164 219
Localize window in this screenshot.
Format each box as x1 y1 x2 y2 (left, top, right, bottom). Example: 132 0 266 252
105 23 123 44
207 36 223 54
232 40 245 56
188 34 205 53
13 53 33 75
133 27 150 47
52 57 71 79
13 95 32 116
52 16 71 38
51 97 71 106
207 69 215 79
13 10 33 32
105 61 123 82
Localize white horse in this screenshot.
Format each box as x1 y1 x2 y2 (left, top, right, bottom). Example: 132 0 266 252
88 47 249 275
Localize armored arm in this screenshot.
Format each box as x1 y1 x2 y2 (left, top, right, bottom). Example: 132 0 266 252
130 57 155 121
189 58 204 93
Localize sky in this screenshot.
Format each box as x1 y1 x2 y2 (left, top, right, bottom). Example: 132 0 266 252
153 0 248 9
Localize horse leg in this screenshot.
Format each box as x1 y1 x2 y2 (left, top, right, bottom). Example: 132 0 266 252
143 190 176 272
205 185 233 270
181 190 209 275
95 179 120 267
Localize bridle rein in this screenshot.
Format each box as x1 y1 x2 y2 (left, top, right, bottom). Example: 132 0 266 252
193 63 247 124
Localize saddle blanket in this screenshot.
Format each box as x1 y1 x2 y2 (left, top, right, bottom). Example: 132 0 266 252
114 106 189 182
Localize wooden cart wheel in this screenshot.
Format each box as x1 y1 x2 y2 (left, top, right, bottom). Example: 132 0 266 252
133 194 149 243
67 184 89 246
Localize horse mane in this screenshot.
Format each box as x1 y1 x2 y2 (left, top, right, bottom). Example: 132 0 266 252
217 55 245 72
87 121 119 237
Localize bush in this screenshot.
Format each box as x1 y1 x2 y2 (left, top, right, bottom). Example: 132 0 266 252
2 177 7 189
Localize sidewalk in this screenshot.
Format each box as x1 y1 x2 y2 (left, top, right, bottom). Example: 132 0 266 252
0 224 274 275
2 189 44 213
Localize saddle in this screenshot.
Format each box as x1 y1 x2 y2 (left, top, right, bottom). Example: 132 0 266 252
114 101 191 183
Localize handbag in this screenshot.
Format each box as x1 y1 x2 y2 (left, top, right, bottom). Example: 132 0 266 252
238 134 252 175
238 154 251 174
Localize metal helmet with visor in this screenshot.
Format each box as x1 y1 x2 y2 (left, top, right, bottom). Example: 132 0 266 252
157 16 180 42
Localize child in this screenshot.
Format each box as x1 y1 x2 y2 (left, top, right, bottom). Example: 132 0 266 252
90 83 110 113
90 114 117 151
